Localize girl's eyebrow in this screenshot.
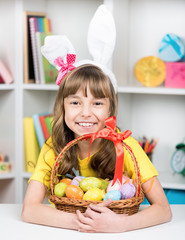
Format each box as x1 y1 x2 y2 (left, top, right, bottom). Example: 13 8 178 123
67 95 80 98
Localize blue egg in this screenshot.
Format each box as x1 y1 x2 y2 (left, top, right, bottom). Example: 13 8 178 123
103 190 121 201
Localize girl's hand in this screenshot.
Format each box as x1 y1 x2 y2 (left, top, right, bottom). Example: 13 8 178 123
75 199 128 233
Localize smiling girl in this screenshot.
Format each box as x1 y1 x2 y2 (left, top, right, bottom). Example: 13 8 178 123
21 63 172 232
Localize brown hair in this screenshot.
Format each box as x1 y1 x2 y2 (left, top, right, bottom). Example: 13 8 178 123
52 64 118 179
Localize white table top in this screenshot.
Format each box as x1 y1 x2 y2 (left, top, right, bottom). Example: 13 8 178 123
0 204 185 240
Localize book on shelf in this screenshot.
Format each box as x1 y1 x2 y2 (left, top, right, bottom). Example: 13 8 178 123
23 117 40 173
29 15 56 84
0 59 13 84
23 11 46 83
32 112 50 149
36 32 58 84
44 116 53 136
29 17 41 84
39 114 52 140
43 18 52 32
37 17 45 32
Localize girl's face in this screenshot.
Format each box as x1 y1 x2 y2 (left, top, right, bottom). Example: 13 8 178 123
64 84 110 138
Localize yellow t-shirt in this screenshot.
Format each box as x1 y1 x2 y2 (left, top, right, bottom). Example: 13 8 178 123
29 136 158 189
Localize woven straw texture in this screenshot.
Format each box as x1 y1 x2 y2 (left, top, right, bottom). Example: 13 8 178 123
50 135 144 215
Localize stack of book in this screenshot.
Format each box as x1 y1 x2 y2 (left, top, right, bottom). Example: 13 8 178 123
28 16 58 84
23 113 53 173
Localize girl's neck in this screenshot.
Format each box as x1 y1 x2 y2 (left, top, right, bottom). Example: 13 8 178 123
77 138 101 160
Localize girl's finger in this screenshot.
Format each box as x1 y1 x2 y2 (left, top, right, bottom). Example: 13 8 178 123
75 215 94 232
97 198 112 207
76 210 93 225
89 203 111 213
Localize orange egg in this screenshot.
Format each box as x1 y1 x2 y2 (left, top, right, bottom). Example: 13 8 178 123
60 178 72 185
65 185 84 199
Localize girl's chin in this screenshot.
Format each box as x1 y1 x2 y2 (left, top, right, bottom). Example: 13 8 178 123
74 126 99 137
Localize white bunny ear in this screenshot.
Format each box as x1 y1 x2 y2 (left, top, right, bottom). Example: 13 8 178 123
87 4 116 66
41 35 75 71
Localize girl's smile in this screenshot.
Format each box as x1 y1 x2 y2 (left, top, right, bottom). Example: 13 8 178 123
64 85 110 138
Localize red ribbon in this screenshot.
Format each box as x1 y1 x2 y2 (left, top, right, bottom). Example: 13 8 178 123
85 116 132 186
54 54 76 85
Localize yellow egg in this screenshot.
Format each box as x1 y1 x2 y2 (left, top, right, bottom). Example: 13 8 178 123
83 188 104 201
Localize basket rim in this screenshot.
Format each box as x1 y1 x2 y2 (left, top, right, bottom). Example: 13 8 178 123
49 190 144 209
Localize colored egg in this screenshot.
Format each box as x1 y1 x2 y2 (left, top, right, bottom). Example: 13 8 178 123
71 176 85 186
103 190 121 201
83 188 104 201
60 178 72 185
65 185 84 199
119 182 136 199
79 177 102 192
107 179 121 192
54 182 67 197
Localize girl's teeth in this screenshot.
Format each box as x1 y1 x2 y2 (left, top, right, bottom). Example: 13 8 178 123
79 123 93 127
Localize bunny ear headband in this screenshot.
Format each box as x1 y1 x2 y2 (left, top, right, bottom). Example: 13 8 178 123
41 4 117 92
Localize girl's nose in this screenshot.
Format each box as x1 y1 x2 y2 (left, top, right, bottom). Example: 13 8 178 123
81 103 92 117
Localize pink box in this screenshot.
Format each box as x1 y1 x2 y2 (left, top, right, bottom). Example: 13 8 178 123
165 62 185 88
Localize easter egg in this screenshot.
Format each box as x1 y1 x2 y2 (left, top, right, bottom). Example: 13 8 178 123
103 190 121 201
71 176 85 186
119 182 136 199
60 178 72 185
83 188 104 201
100 179 109 191
65 185 84 199
107 179 121 192
54 182 67 197
79 177 102 192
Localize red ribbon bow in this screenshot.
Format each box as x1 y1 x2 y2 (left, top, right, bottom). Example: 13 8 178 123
86 116 132 186
54 54 76 85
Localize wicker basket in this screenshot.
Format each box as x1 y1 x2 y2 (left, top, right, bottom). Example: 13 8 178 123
50 134 144 215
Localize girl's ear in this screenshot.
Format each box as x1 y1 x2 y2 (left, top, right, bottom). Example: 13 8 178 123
87 4 116 66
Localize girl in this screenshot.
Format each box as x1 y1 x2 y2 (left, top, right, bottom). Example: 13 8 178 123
21 63 172 233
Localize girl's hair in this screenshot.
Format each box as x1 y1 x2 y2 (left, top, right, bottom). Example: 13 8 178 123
52 64 118 179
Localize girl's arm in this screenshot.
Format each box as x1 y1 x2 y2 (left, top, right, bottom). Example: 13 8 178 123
21 180 78 230
75 177 172 233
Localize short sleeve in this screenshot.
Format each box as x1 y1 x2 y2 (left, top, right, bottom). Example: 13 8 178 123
123 136 158 184
28 138 56 189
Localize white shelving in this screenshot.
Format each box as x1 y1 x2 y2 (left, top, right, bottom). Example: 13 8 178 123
0 172 15 180
118 86 185 96
0 0 185 204
158 172 185 190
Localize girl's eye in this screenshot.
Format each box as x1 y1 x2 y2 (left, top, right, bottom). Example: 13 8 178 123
94 101 103 106
71 101 79 105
